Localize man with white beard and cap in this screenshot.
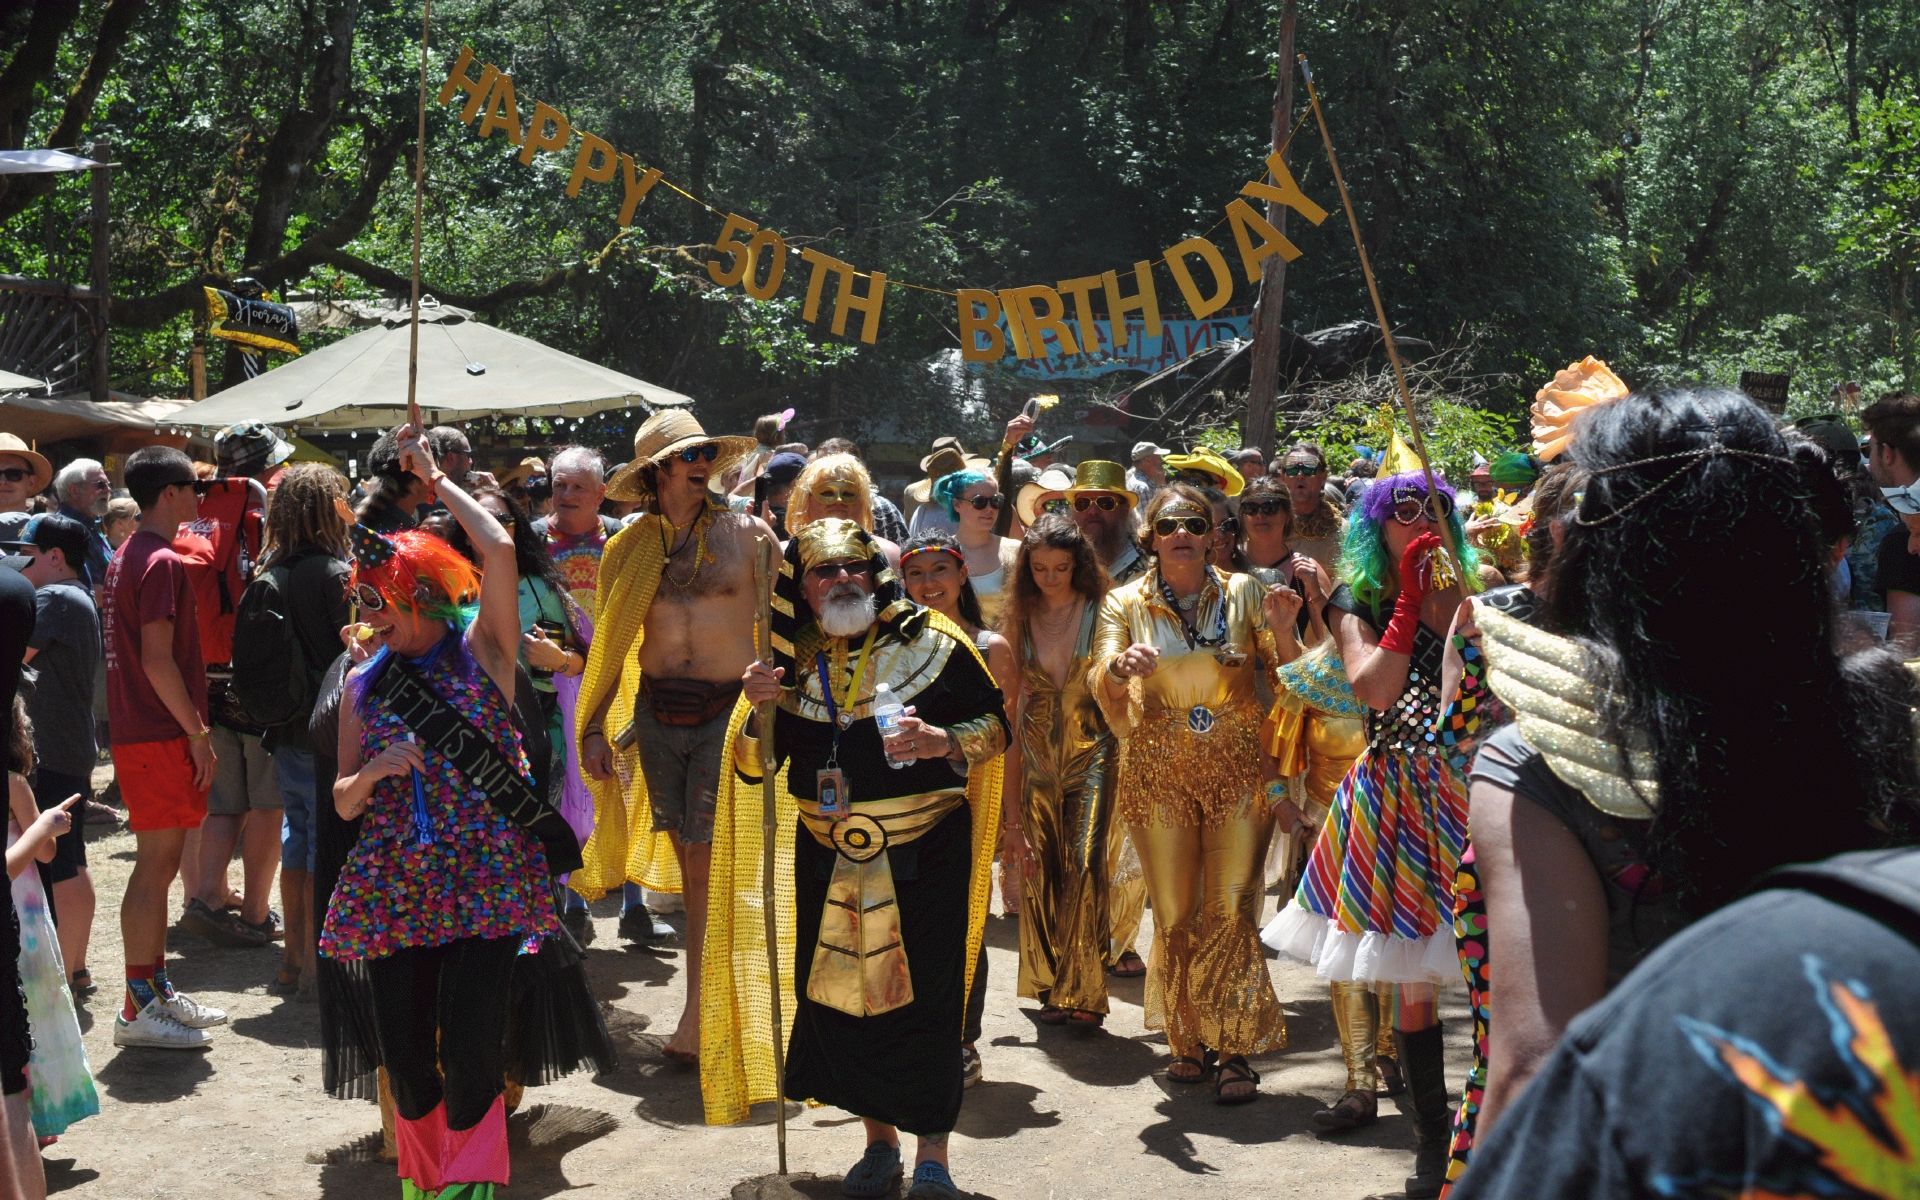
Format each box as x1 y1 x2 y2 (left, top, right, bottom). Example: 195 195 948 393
711 518 1009 1200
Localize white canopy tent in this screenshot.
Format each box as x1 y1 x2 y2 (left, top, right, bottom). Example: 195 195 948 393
166 299 692 432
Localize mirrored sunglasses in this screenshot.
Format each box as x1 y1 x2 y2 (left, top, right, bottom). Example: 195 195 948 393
1073 494 1122 512
1038 497 1070 514
677 443 721 463
1280 463 1322 477
1154 515 1212 537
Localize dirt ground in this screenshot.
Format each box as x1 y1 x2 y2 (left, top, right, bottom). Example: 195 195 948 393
47 778 1472 1200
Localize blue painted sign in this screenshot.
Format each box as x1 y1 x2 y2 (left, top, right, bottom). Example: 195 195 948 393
972 316 1251 379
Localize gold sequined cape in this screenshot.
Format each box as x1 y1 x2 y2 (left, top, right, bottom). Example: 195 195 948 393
698 610 1004 1126
571 516 684 899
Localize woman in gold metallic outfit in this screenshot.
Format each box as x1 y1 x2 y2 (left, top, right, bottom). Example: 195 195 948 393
1091 485 1308 1102
999 515 1114 1028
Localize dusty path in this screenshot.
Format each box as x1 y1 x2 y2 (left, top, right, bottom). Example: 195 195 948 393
49 805 1470 1200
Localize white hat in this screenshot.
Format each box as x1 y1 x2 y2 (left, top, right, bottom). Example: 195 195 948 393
1131 441 1171 462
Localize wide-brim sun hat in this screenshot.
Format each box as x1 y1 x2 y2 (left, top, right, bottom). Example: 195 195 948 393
499 456 548 488
0 434 51 493
606 410 757 502
1164 450 1245 498
1017 464 1077 525
904 446 971 506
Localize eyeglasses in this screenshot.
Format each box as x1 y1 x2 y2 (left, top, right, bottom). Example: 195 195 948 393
1390 489 1455 525
1240 498 1288 516
677 443 720 463
807 561 871 582
1280 463 1323 477
1038 497 1070 514
1073 494 1122 512
962 494 1004 511
1883 483 1920 516
0 469 30 483
1153 515 1212 538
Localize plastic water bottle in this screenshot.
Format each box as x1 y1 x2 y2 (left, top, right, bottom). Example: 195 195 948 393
872 682 908 769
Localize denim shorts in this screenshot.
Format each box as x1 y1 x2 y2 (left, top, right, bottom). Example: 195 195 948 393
633 704 729 845
274 746 317 872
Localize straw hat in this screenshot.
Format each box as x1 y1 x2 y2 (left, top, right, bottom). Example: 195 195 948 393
1017 464 1076 525
1065 460 1137 510
0 434 51 493
904 444 970 507
606 411 757 502
498 456 547 488
1164 450 1245 498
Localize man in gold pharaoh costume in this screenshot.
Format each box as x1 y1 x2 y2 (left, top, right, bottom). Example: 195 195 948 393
704 519 1008 1200
1092 484 1306 1103
576 410 771 1066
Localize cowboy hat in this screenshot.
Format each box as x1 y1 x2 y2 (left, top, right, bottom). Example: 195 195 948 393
904 444 970 506
1164 450 1245 498
0 434 51 494
1017 464 1077 525
919 436 970 474
1065 460 1137 510
606 410 757 502
498 456 548 488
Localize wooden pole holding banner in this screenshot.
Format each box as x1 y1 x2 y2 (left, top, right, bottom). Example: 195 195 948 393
406 0 432 431
752 534 789 1175
1297 55 1470 589
1243 0 1297 459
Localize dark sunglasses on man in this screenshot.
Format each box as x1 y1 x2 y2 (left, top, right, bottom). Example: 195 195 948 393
1390 488 1454 525
807 560 872 583
1073 494 1123 513
678 443 720 463
961 493 1004 511
0 468 32 484
1153 515 1212 538
1279 462 1322 477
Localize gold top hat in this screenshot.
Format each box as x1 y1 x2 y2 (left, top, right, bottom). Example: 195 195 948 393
0 434 51 494
606 410 757 502
1065 460 1137 509
1017 464 1076 526
1163 450 1245 497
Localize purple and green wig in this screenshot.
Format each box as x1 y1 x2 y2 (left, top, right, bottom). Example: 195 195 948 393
1341 471 1478 613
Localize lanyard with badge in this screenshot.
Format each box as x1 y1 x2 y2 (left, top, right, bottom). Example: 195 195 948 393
813 625 878 816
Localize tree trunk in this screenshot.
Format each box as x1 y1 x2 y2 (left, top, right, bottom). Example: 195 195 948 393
1242 0 1295 458
241 0 360 272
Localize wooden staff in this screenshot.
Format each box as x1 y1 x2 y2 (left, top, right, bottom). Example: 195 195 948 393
752 534 788 1174
405 0 432 430
1298 55 1470 589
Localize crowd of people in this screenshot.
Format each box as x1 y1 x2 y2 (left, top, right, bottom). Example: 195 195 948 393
0 360 1918 1199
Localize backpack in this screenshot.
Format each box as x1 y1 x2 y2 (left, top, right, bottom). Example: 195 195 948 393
173 478 266 665
229 551 321 728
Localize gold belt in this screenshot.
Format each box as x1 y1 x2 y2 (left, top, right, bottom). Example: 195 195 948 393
797 789 968 1018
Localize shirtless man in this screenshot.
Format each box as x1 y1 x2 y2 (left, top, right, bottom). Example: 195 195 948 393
579 412 770 1065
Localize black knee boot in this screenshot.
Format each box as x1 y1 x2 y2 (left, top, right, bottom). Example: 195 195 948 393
1392 1023 1451 1199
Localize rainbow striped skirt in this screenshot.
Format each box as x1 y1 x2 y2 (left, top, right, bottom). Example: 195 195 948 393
1261 747 1468 985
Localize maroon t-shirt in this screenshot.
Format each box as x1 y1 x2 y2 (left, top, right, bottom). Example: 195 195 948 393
103 528 207 745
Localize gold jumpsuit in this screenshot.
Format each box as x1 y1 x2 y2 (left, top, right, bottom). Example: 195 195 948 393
1091 566 1287 1058
1014 605 1117 1014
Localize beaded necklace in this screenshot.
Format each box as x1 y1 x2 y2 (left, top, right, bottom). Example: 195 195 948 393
661 500 717 588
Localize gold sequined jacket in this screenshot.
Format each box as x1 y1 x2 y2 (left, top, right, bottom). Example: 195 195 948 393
1088 567 1284 739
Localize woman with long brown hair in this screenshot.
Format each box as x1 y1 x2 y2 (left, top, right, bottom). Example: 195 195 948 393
998 514 1118 1027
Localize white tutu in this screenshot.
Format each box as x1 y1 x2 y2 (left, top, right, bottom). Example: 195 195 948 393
1261 900 1457 986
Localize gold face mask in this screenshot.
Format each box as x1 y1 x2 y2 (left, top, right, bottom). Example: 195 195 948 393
813 482 862 507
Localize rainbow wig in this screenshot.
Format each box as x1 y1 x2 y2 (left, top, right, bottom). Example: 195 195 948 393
351 527 483 631
933 469 993 520
1341 470 1478 615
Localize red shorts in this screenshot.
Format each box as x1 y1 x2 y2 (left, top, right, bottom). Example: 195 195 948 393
111 738 210 832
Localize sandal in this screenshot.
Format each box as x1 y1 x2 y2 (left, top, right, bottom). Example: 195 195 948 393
1108 950 1146 978
1167 1048 1217 1084
1036 1005 1070 1025
1214 1055 1261 1105
68 969 96 998
841 1140 903 1198
1065 1009 1104 1029
1376 1054 1406 1097
1312 1087 1378 1131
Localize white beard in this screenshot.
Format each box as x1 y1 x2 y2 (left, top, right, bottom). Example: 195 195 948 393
818 587 878 638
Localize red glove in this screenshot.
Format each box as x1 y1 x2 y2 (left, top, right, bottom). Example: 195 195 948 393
1379 532 1442 655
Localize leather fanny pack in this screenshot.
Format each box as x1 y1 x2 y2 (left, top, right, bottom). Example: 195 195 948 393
642 677 743 727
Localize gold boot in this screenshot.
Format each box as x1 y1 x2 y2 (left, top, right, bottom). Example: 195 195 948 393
1375 983 1405 1096
1312 981 1379 1131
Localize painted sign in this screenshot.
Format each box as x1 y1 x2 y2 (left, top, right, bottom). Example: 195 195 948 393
975 316 1251 379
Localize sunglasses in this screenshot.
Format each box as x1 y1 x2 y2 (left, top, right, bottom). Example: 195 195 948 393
1280 463 1323 477
1038 497 1070 514
1390 489 1455 525
1240 498 1288 516
677 443 720 463
807 561 871 582
1073 494 1122 512
0 468 30 483
1217 516 1239 536
1154 515 1213 538
1883 482 1920 516
962 493 1004 511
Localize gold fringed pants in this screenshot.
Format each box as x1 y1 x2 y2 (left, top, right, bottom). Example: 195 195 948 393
1016 784 1112 1014
1107 800 1146 964
1132 804 1286 1058
1329 980 1398 1093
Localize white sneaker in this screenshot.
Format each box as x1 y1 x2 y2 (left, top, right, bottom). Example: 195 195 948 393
114 1001 214 1050
158 991 227 1029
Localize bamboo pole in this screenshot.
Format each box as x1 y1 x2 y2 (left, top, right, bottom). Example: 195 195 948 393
1297 55 1470 589
406 0 432 431
752 534 789 1174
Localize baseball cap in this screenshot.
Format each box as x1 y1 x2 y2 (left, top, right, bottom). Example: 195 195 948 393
1 513 91 582
1131 441 1171 462
764 451 808 487
216 421 295 478
1794 413 1862 475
